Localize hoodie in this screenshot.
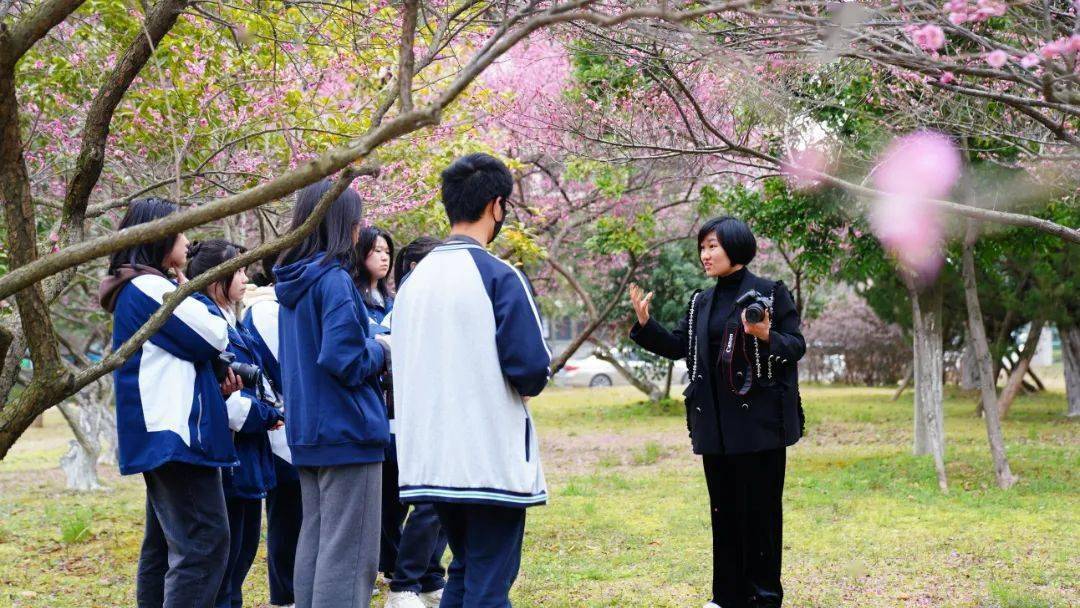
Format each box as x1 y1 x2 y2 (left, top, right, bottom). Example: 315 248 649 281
101 266 237 474
274 254 389 467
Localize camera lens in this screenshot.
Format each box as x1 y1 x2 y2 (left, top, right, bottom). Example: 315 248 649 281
745 303 766 324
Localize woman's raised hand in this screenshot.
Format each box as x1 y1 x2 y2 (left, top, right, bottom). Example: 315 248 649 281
629 283 654 326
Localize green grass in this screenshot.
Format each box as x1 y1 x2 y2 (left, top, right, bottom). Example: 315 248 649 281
1 385 1077 607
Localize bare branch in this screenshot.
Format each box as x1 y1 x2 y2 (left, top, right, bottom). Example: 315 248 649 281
398 0 419 113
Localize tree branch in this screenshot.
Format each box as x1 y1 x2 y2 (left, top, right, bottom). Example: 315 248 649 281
397 0 419 113
63 165 372 405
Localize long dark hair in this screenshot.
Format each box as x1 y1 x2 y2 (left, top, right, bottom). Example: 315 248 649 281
186 239 247 298
276 178 363 269
394 236 441 287
107 197 179 274
353 226 394 307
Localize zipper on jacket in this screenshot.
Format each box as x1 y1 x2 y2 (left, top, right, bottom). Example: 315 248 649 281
195 393 204 448
524 416 532 462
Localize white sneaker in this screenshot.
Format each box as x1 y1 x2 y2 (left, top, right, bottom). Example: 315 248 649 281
419 588 443 607
385 591 427 608
704 603 722 608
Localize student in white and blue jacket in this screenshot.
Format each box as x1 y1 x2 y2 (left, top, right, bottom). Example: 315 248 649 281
274 179 391 608
98 198 241 608
242 255 301 608
392 154 552 608
185 240 286 608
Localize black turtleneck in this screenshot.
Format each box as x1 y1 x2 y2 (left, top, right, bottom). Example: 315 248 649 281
707 268 746 357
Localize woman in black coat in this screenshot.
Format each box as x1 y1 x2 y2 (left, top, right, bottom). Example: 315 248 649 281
628 216 805 608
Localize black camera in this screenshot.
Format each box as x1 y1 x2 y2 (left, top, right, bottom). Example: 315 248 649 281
735 290 773 324
212 352 263 390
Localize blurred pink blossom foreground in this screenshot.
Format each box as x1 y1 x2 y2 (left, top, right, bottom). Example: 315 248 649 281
869 131 961 283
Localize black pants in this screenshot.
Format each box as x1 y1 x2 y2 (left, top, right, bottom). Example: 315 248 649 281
381 458 449 593
435 503 526 608
266 472 302 605
137 462 230 608
703 448 786 608
215 496 262 608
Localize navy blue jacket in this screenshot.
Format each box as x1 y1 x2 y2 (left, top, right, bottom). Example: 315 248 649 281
196 293 284 499
104 272 238 474
274 254 389 466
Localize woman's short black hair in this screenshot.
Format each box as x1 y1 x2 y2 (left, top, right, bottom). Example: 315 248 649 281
394 236 442 287
277 178 363 270
186 239 247 297
249 253 278 287
107 197 179 274
353 226 395 308
440 153 513 225
697 216 757 266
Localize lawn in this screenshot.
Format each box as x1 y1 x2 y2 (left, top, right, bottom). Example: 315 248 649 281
1 385 1077 607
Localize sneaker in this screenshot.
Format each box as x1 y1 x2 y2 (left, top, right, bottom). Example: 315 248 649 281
385 591 426 608
704 603 722 608
419 588 443 607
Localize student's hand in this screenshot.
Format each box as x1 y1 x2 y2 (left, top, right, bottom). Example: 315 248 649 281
173 268 188 285
741 308 771 342
220 368 243 397
629 283 653 326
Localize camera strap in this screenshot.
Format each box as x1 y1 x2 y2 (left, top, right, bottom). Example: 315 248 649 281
721 319 754 396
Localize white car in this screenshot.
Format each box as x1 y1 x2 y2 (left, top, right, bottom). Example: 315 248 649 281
554 352 689 388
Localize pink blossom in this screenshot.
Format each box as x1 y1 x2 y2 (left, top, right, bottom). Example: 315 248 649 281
48 232 59 243
985 49 1008 68
1040 38 1070 59
939 71 956 84
910 25 946 51
874 131 961 199
868 131 961 281
1019 54 1040 68
781 147 830 189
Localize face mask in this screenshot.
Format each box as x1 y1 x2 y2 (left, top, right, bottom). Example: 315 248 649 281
490 198 507 242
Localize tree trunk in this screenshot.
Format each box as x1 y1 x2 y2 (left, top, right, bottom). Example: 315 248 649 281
891 365 913 402
962 223 1018 489
998 320 1045 419
907 278 947 491
663 360 674 399
1062 325 1080 418
959 337 979 390
57 377 115 491
594 343 665 402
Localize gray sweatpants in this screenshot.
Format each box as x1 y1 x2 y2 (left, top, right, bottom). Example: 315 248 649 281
295 463 382 608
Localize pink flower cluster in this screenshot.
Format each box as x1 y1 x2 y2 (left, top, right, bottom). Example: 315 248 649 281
944 0 1006 25
869 131 961 282
909 24 946 51
1039 34 1080 60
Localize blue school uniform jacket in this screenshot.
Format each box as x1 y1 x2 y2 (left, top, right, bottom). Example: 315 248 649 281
391 236 552 507
364 294 393 335
103 270 238 475
195 293 284 499
274 254 390 467
241 286 297 483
